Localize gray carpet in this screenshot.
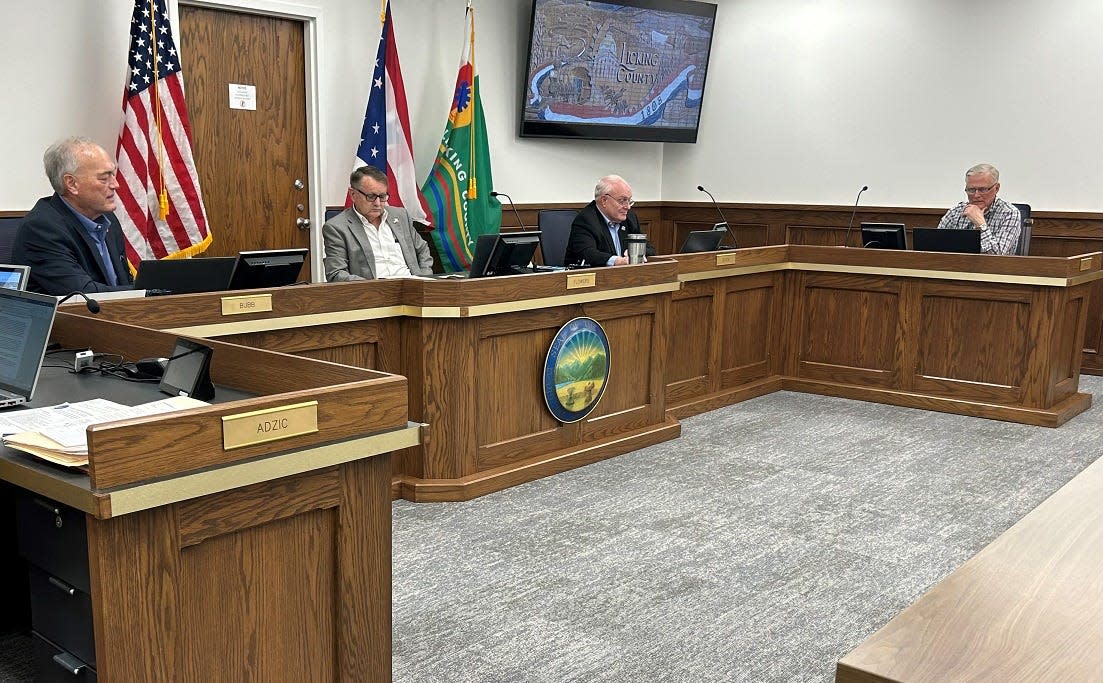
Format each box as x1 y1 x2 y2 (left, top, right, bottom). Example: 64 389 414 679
3 381 1101 682
392 377 1103 682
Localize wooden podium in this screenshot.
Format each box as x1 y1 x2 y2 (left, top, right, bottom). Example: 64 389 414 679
0 314 416 681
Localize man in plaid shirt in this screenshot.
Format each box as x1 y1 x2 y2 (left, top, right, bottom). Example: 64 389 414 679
937 163 1022 255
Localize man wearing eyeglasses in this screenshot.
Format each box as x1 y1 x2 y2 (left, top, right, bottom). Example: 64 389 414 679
936 163 1021 255
565 174 655 267
322 165 434 280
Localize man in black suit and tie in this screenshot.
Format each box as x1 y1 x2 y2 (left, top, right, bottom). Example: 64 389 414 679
13 137 134 295
565 174 655 267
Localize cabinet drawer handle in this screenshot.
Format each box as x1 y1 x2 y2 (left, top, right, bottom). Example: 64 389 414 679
32 497 64 528
52 650 87 675
48 575 77 596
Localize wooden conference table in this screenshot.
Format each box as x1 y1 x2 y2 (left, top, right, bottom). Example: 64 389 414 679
0 314 415 681
80 245 1103 503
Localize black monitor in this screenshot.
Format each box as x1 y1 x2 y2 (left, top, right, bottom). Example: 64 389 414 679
680 229 725 253
860 223 907 249
227 248 308 290
911 227 982 254
134 256 237 294
469 231 542 278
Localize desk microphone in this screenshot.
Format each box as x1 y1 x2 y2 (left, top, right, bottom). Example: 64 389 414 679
490 191 527 230
57 291 101 314
841 185 869 247
697 185 738 248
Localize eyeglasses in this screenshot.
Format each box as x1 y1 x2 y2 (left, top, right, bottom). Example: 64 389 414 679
964 184 996 195
603 194 635 207
352 187 388 203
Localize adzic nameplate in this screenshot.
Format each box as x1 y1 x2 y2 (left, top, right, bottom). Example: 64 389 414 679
221 293 273 315
221 401 319 450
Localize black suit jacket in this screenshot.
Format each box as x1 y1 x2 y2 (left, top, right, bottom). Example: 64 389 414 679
564 201 654 266
13 194 134 295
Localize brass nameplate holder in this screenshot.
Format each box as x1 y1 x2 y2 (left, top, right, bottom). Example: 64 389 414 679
1081 257 1093 272
221 293 273 315
566 273 596 290
716 253 738 266
222 401 319 450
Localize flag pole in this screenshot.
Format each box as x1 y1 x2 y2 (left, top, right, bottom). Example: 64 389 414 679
467 2 478 200
150 2 169 219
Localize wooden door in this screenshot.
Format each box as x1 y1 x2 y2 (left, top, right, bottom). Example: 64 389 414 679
178 6 312 279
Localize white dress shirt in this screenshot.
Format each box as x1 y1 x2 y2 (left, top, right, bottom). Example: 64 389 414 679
354 207 412 278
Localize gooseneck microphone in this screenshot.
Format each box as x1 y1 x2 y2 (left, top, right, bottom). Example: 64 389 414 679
841 185 869 247
57 291 101 314
490 191 527 230
697 185 738 248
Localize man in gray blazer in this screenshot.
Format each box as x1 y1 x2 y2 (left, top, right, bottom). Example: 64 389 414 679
322 165 434 280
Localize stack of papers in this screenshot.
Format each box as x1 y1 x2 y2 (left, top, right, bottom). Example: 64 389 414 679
0 396 207 467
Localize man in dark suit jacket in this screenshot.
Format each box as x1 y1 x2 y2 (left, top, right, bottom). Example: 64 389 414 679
13 137 134 295
565 174 655 267
322 165 434 280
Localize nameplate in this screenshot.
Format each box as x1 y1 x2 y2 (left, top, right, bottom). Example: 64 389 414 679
221 294 273 316
1081 257 1094 272
221 401 319 450
716 252 738 266
566 273 596 289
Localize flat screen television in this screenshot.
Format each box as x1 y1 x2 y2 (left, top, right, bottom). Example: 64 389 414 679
470 231 542 278
227 249 308 290
860 223 907 250
519 0 718 143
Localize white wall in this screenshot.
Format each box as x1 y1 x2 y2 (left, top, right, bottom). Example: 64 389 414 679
2 0 1101 212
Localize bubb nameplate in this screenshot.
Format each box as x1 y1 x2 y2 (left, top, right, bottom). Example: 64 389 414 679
221 401 319 450
221 294 273 315
716 253 738 266
566 273 596 289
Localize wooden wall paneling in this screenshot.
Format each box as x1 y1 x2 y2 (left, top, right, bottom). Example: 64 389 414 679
178 507 338 681
412 317 478 480
580 295 664 442
911 281 1032 403
87 507 180 681
473 307 575 470
720 272 778 388
793 272 903 387
666 279 715 403
337 455 392 683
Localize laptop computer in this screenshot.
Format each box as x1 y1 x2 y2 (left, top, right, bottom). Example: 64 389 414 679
912 227 982 254
0 288 58 408
133 256 237 294
680 229 726 253
0 264 30 290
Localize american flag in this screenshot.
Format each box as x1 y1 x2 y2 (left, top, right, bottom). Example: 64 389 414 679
115 0 210 269
348 1 431 224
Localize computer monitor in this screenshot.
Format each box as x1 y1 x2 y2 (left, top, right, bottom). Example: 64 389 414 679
469 231 541 278
133 256 237 294
911 227 982 254
680 230 726 253
860 223 907 249
227 248 308 290
0 265 30 290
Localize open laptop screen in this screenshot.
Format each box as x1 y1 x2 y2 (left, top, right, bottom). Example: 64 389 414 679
0 265 30 291
0 288 58 405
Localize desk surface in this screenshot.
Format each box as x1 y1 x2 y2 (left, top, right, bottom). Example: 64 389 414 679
837 452 1103 681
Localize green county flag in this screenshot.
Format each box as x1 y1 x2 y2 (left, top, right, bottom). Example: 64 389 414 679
421 3 501 272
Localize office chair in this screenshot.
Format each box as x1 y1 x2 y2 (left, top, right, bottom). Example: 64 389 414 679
537 209 577 267
0 216 20 263
1012 203 1032 256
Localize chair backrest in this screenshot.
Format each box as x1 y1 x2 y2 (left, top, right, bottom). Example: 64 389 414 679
1012 202 1032 256
0 216 21 264
537 209 577 267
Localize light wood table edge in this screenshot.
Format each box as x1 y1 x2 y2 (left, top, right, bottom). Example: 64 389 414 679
3 423 421 519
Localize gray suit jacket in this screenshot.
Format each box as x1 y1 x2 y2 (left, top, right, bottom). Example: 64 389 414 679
322 206 434 280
